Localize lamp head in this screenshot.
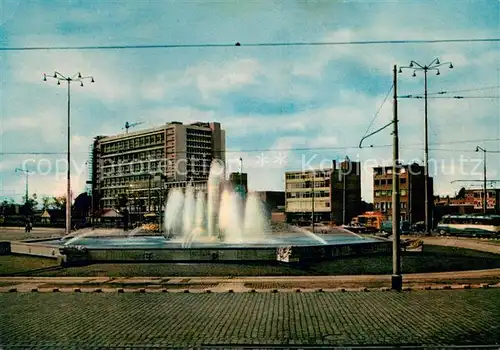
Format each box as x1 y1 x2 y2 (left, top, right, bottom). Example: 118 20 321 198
57 80 60 85
449 63 453 69
78 72 82 78
476 146 479 152
412 70 416 77
43 74 47 82
435 58 440 64
398 67 402 74
53 72 57 78
91 77 95 83
436 69 440 76
80 81 84 87
409 62 414 68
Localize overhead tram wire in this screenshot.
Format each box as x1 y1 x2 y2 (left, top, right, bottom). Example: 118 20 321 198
400 85 500 98
2 138 500 156
1 38 499 52
361 83 393 141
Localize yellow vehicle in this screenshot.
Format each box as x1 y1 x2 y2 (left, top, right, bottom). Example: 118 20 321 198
351 212 386 231
142 213 159 232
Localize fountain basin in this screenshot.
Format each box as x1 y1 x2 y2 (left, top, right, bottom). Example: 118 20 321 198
10 232 391 265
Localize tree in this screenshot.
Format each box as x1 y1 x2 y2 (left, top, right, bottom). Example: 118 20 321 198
115 193 128 213
41 196 52 210
20 194 38 216
456 187 466 199
51 196 66 210
73 193 91 217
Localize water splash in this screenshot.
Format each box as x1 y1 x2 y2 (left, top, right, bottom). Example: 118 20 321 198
243 193 268 240
182 185 196 238
207 160 224 237
164 159 271 246
164 188 184 235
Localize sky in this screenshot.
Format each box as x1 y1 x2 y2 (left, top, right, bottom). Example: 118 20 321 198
0 0 499 203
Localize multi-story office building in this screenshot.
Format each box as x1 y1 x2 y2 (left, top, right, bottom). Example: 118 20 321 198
285 160 362 224
373 163 433 224
90 122 225 213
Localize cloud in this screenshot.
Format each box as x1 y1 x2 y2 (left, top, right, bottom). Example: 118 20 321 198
1 0 498 206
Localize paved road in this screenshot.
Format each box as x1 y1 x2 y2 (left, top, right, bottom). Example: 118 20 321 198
0 289 499 348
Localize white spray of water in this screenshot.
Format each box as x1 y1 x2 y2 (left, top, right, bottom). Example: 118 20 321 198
207 160 224 237
182 185 196 238
195 190 205 229
243 193 268 241
164 188 184 234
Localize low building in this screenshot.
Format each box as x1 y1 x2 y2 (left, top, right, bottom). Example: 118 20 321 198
464 188 500 213
285 159 362 225
373 163 433 225
229 172 248 198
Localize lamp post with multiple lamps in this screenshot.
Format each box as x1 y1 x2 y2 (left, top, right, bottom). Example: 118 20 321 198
43 72 95 235
398 58 453 234
15 168 31 207
475 146 488 214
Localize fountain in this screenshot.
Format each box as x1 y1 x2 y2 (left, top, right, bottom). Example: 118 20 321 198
12 159 391 264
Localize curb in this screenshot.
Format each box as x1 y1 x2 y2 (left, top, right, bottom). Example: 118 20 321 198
1 283 499 294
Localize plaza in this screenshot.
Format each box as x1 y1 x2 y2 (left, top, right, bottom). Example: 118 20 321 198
1 289 500 348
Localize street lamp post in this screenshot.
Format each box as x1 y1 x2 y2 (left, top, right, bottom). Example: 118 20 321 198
476 146 488 214
44 72 95 235
15 168 31 205
398 58 453 234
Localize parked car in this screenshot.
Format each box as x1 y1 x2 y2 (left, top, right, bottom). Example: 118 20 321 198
380 220 410 234
411 221 426 233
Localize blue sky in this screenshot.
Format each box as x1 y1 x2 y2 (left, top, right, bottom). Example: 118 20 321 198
0 0 499 202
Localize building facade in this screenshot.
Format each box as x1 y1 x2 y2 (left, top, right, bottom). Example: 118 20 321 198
91 122 225 213
373 163 433 224
464 188 500 212
285 160 361 224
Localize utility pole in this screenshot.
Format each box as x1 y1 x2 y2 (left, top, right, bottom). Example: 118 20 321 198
398 58 453 234
312 170 315 233
15 168 30 205
342 156 350 225
392 64 402 291
476 146 488 213
44 72 94 235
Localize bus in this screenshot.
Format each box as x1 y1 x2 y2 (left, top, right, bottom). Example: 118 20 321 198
351 212 386 231
436 214 500 237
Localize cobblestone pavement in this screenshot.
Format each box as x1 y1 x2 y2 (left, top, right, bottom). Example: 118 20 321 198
1 289 500 348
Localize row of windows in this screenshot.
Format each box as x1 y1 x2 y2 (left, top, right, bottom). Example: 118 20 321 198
374 201 407 210
374 178 407 186
102 149 164 165
101 175 164 188
287 201 331 210
101 134 164 154
472 192 496 198
285 171 331 180
286 180 330 189
375 189 408 197
286 191 329 199
103 162 163 175
373 167 411 176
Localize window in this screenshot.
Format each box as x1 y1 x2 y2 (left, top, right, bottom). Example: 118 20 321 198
401 178 407 184
401 189 407 196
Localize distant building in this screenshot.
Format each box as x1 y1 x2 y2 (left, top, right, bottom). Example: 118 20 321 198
229 172 248 198
285 159 362 224
255 191 285 222
90 122 225 213
373 163 433 225
464 188 500 212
